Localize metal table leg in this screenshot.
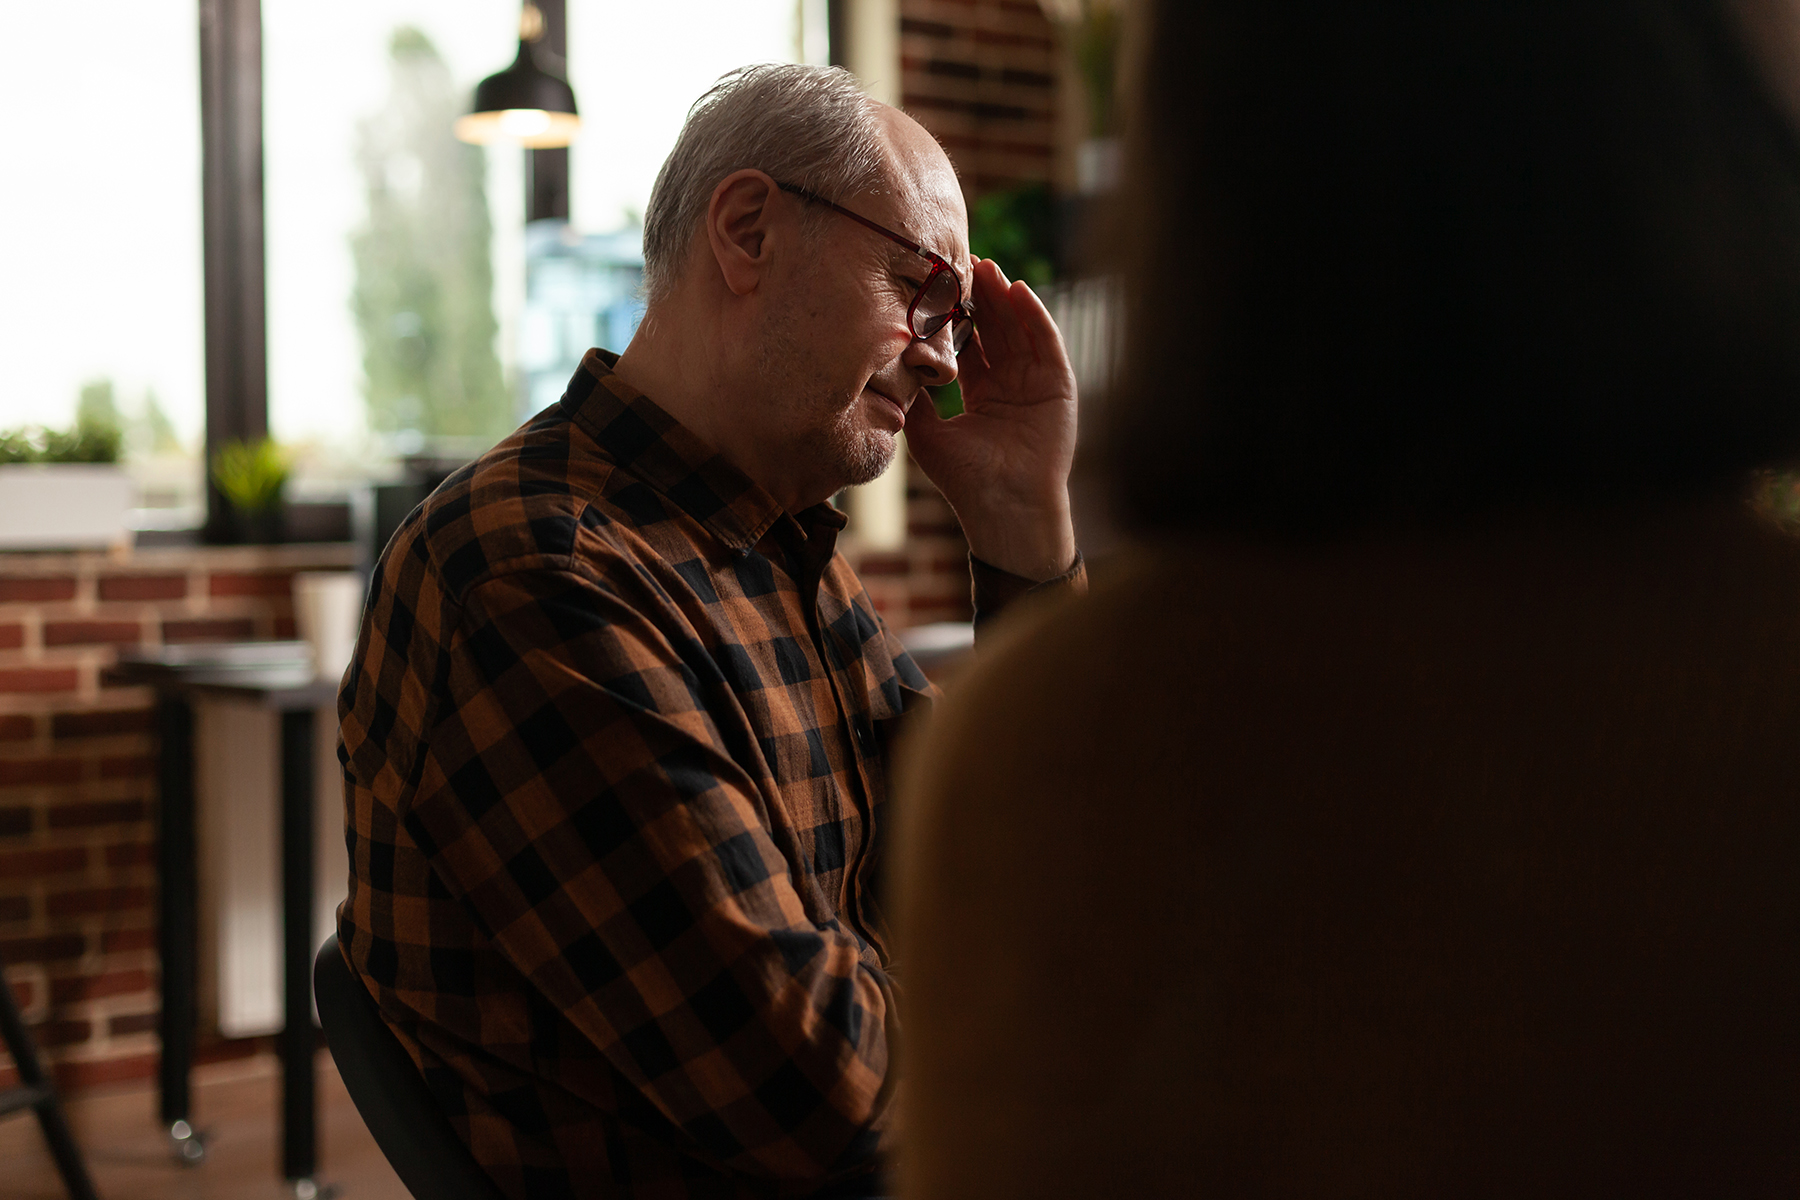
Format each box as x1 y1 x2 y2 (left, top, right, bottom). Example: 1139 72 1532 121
279 708 319 1187
155 694 205 1165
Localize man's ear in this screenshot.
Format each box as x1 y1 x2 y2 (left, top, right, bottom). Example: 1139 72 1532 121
705 169 782 298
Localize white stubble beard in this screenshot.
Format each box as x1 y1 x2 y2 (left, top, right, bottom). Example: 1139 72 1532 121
757 320 899 493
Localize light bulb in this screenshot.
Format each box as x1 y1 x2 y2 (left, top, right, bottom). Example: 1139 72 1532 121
453 110 580 148
499 109 552 137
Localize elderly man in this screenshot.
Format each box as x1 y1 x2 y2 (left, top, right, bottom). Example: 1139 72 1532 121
335 63 1081 1199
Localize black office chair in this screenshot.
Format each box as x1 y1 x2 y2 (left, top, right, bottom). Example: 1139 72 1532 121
313 935 504 1200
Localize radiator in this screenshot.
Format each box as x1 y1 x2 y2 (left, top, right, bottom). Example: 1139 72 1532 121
194 699 349 1038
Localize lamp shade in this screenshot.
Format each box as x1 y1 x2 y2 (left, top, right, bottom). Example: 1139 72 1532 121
453 39 580 149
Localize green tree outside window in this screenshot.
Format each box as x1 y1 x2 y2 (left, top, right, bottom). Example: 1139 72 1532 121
351 27 511 448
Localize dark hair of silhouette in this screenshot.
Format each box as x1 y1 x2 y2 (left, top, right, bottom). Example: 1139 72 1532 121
1104 0 1800 535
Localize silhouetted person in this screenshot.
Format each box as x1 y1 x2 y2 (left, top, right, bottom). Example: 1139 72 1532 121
897 1 1800 1194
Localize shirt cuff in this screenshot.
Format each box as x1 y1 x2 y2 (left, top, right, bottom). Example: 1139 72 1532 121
969 551 1087 631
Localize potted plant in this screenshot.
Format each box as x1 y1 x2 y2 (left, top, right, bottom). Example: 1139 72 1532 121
0 414 134 551
211 437 291 544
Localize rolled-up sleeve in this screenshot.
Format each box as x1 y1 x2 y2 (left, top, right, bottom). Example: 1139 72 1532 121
403 566 896 1185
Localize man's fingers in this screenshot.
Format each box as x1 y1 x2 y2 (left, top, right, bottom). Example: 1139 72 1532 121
970 260 1030 365
1008 278 1073 374
956 325 993 393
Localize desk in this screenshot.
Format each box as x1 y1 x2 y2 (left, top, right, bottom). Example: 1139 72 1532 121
115 644 338 1194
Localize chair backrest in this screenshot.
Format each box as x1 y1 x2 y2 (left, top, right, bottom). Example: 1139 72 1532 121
313 935 506 1200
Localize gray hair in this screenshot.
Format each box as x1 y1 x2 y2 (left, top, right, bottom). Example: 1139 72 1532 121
641 63 891 304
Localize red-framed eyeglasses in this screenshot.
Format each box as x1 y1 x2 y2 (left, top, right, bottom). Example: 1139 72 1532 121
777 181 976 354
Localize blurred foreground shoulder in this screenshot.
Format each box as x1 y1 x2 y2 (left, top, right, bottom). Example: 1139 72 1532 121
893 548 1207 1198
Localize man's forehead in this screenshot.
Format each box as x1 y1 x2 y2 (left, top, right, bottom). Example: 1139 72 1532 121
865 105 969 258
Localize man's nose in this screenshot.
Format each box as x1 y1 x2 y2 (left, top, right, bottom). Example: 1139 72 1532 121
902 323 960 385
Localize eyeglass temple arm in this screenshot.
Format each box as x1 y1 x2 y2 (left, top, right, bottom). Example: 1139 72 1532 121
776 181 931 258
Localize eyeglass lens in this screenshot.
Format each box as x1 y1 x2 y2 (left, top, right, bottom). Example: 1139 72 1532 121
951 317 974 353
912 267 974 352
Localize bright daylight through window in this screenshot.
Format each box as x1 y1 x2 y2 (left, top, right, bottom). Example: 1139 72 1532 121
0 1 812 533
0 0 206 528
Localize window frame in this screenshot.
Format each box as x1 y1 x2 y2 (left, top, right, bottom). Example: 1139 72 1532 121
198 0 268 541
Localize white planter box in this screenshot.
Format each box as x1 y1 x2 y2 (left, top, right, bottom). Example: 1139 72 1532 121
0 464 135 550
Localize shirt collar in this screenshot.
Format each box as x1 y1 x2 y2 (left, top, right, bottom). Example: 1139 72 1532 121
559 348 842 555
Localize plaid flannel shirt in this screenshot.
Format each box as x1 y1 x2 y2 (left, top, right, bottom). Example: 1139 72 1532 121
337 349 1082 1199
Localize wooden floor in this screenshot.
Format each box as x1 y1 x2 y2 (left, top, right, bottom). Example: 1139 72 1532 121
0 1052 409 1200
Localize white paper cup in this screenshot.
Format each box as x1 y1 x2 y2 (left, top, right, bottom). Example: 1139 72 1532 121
293 572 364 682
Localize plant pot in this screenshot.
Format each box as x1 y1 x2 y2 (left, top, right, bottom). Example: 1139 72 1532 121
225 506 286 545
0 463 134 550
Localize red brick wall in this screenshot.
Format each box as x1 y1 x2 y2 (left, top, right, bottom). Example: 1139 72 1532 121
899 0 1060 195
0 544 354 1091
0 512 967 1094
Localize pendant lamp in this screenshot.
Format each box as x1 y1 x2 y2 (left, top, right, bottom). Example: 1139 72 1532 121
453 2 580 149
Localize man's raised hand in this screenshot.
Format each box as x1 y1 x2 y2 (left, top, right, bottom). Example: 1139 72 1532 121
903 257 1079 582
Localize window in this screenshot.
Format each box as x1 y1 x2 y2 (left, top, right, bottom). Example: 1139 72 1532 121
3 3 857 533
0 0 205 521
566 0 807 235
263 0 526 476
